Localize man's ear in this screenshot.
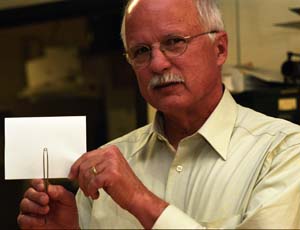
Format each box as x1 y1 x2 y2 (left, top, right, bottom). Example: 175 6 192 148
214 31 228 66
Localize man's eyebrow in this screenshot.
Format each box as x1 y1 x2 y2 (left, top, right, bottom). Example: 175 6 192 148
129 42 150 48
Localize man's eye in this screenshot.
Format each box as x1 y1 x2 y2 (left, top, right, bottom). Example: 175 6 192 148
165 37 186 46
132 46 150 58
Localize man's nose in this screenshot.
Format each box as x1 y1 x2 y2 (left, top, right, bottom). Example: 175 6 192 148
148 46 172 73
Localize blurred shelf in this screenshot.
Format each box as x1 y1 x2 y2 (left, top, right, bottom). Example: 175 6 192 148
0 0 124 28
274 7 300 29
19 83 101 101
290 8 300 15
274 21 300 29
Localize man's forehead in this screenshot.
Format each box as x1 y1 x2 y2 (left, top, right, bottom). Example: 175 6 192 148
126 0 197 15
124 0 203 46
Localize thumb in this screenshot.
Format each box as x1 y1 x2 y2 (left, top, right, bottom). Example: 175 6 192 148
48 184 76 206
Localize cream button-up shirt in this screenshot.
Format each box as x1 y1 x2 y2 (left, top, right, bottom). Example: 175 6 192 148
76 89 300 229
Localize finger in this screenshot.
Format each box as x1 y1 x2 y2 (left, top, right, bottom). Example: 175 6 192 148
69 146 117 180
47 184 76 207
88 180 101 200
76 161 104 198
90 190 100 200
20 197 49 215
69 149 99 180
31 179 45 192
76 158 98 196
75 150 106 195
88 175 105 200
17 213 45 229
82 146 123 198
24 188 49 206
86 162 107 199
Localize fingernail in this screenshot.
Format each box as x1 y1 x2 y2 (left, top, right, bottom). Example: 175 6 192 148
91 191 100 200
37 183 44 191
68 172 73 180
40 195 47 204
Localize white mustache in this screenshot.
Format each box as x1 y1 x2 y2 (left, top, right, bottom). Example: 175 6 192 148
148 73 185 89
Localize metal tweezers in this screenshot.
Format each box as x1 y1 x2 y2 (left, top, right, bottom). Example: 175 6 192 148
43 148 49 224
43 147 49 194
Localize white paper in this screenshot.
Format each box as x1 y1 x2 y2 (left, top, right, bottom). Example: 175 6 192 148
5 116 86 180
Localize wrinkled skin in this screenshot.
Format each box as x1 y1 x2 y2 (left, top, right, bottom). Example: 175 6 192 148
18 146 168 229
18 180 79 229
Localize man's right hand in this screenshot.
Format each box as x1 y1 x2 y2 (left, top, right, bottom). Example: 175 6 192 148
18 179 80 229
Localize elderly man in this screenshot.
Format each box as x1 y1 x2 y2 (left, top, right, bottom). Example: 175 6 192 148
18 0 300 229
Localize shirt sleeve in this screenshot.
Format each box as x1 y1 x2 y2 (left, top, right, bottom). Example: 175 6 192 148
152 205 206 229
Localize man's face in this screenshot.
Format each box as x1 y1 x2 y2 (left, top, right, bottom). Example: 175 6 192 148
125 0 228 114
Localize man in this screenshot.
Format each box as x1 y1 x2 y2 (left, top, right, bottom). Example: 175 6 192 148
18 0 300 229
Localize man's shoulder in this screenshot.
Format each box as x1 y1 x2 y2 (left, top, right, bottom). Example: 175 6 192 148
236 104 300 142
103 124 153 158
110 124 153 144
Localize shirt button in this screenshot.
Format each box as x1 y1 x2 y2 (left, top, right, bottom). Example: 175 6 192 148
176 165 183 173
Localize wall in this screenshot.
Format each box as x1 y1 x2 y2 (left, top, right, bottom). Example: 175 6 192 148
220 0 300 82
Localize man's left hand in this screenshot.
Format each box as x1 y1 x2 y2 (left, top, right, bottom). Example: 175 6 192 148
69 145 164 214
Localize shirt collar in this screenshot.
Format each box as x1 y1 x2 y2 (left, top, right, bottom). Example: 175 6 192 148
151 111 168 140
198 89 237 160
150 89 237 160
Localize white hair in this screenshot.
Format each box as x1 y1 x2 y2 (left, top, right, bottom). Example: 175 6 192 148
121 0 224 49
193 0 224 32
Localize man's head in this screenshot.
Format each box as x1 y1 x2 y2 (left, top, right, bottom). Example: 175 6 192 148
122 0 228 116
121 0 224 49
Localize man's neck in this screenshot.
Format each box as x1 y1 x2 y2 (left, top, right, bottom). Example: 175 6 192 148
163 112 208 150
162 90 223 150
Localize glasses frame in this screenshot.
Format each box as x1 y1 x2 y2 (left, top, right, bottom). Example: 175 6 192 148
125 30 219 68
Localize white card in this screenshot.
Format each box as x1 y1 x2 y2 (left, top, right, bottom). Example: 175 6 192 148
5 116 86 180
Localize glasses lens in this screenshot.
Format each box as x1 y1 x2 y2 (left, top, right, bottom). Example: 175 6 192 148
161 36 187 57
128 45 151 67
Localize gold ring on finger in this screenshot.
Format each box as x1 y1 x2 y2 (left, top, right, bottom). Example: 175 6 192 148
90 166 98 175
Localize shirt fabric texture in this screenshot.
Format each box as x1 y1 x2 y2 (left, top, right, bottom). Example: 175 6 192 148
76 89 300 229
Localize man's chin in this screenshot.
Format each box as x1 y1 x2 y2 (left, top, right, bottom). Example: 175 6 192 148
152 99 190 114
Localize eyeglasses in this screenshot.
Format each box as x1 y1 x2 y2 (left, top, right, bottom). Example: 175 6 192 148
125 30 218 68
